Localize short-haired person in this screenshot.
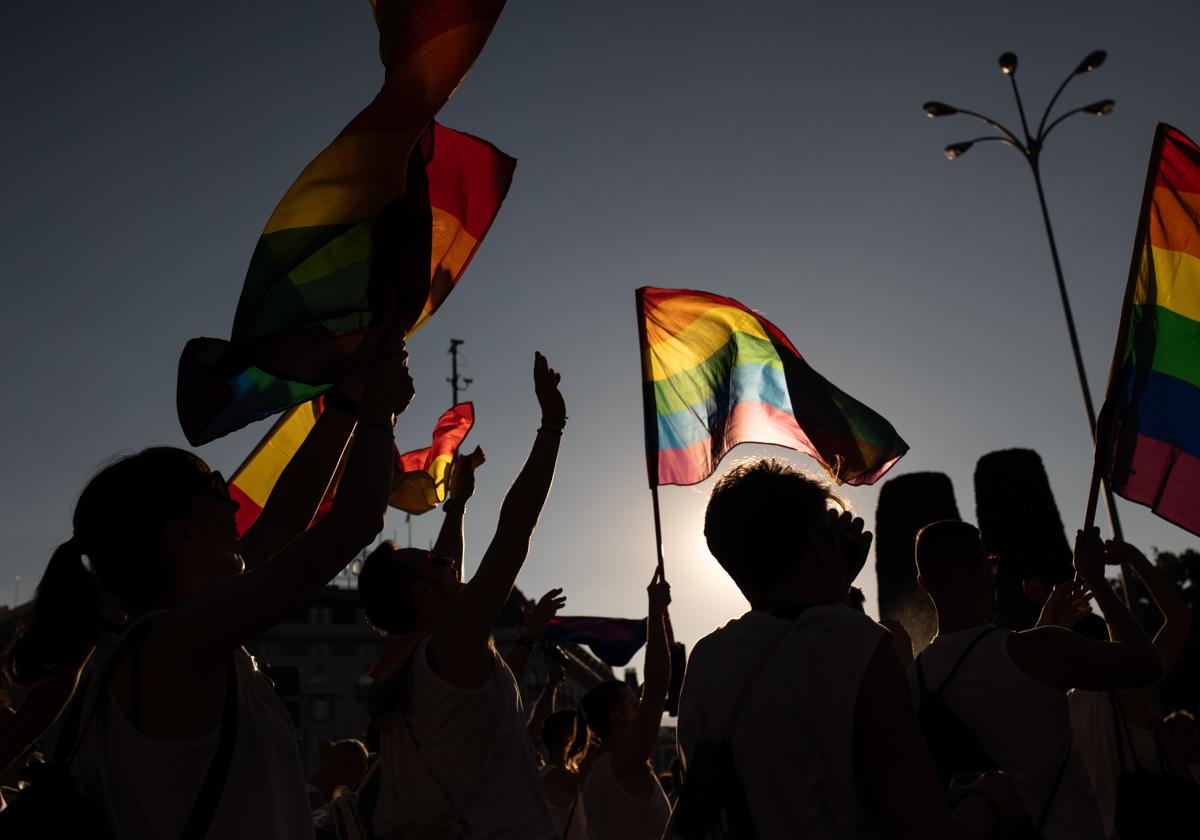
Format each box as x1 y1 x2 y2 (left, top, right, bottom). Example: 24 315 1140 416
580 570 673 840
357 353 566 839
909 521 1162 839
678 459 1016 839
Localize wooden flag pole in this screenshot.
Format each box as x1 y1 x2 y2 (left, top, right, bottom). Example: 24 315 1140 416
1082 123 1169 605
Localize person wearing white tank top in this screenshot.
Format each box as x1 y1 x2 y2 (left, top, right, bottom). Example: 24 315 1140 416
4 329 414 839
677 459 1020 839
907 521 1163 839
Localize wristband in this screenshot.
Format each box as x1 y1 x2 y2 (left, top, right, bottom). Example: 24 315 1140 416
324 389 360 417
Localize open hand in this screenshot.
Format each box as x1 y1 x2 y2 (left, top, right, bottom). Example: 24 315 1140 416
534 352 566 428
1104 539 1149 569
527 588 567 638
1034 580 1094 629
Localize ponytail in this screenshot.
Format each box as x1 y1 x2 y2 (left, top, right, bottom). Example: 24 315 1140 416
5 539 103 686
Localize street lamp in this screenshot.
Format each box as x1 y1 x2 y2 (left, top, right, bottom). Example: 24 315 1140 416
923 51 1127 545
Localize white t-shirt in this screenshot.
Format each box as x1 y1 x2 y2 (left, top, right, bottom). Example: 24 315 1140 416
908 626 1104 840
1068 690 1167 840
373 635 556 839
74 636 313 840
541 764 588 839
581 751 670 840
678 604 887 839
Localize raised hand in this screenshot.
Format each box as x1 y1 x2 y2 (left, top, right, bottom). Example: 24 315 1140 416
648 569 672 616
1072 527 1107 589
1034 581 1094 629
1104 540 1149 569
830 508 873 582
361 329 415 418
527 588 567 638
534 352 566 428
447 446 485 504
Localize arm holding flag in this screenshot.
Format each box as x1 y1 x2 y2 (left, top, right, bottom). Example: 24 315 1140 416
612 571 672 795
430 353 565 688
432 446 484 579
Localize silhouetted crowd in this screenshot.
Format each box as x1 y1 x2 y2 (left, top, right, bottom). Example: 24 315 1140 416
1 343 1197 838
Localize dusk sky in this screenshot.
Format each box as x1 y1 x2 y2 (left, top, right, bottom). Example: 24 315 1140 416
4 1 1199 671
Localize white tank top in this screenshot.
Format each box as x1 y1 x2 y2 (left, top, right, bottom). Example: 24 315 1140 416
72 626 313 839
677 604 887 839
908 626 1105 840
540 764 588 839
581 751 670 840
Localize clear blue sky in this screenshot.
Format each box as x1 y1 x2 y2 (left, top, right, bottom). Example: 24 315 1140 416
3 1 1199 664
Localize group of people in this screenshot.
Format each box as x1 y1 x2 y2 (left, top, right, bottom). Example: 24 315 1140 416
0 330 1197 839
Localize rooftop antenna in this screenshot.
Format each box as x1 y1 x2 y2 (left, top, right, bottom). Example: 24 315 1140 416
448 339 473 407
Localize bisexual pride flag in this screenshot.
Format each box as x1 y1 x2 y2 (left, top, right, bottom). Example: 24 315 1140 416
637 287 908 487
539 617 648 667
178 0 513 446
1098 124 1200 536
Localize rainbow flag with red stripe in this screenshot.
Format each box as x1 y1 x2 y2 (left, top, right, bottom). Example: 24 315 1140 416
178 0 512 446
637 287 908 487
229 401 476 536
1098 124 1200 536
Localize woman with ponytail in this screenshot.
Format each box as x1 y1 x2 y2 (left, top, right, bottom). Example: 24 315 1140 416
1 326 412 838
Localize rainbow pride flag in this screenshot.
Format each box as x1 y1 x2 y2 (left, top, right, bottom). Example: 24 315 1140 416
178 0 513 446
229 400 477 536
1097 124 1200 536
637 287 908 486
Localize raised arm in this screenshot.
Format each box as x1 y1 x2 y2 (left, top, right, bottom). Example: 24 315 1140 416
431 447 484 580
1108 540 1193 672
613 571 672 785
154 331 413 670
505 588 566 682
1009 529 1161 692
431 353 565 687
0 649 91 777
527 661 565 745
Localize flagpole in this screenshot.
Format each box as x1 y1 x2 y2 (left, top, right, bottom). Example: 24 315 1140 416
636 288 667 579
1083 123 1167 603
651 485 666 578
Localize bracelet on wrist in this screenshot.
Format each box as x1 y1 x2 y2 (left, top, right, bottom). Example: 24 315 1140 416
323 389 360 417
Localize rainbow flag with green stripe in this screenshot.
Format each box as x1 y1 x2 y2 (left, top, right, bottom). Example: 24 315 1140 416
177 0 512 446
1098 124 1200 535
637 287 908 487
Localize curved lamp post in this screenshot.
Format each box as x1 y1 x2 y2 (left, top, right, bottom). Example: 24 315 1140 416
924 51 1127 544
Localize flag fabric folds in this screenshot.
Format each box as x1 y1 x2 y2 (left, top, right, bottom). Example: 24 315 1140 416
637 286 908 487
1097 124 1200 536
229 400 476 537
178 0 513 446
539 617 648 667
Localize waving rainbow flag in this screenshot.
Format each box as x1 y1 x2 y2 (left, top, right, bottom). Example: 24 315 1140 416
637 287 908 487
230 401 477 536
1098 124 1200 535
178 0 512 446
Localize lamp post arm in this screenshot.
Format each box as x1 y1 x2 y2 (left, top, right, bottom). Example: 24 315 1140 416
1008 75 1033 144
955 108 1025 150
1040 107 1090 144
1035 69 1078 140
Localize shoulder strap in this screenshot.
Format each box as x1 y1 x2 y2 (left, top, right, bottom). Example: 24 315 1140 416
926 626 998 698
721 611 804 740
180 656 239 840
52 618 157 768
561 792 579 840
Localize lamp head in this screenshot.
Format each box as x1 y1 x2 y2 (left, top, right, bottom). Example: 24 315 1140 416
1081 99 1115 116
944 141 974 160
999 52 1018 76
1074 50 1107 74
923 101 958 118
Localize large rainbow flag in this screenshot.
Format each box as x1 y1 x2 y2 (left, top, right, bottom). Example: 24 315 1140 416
230 400 476 536
178 0 513 446
1097 124 1200 536
637 287 908 487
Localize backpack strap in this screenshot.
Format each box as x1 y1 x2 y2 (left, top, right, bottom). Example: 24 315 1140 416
927 627 999 698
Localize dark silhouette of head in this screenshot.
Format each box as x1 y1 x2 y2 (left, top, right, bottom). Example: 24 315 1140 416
582 679 638 744
542 707 589 770
357 543 462 636
704 458 848 604
915 520 997 624
313 738 369 798
6 447 242 685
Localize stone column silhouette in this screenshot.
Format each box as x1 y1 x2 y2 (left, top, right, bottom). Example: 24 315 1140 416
875 472 960 651
975 449 1073 631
